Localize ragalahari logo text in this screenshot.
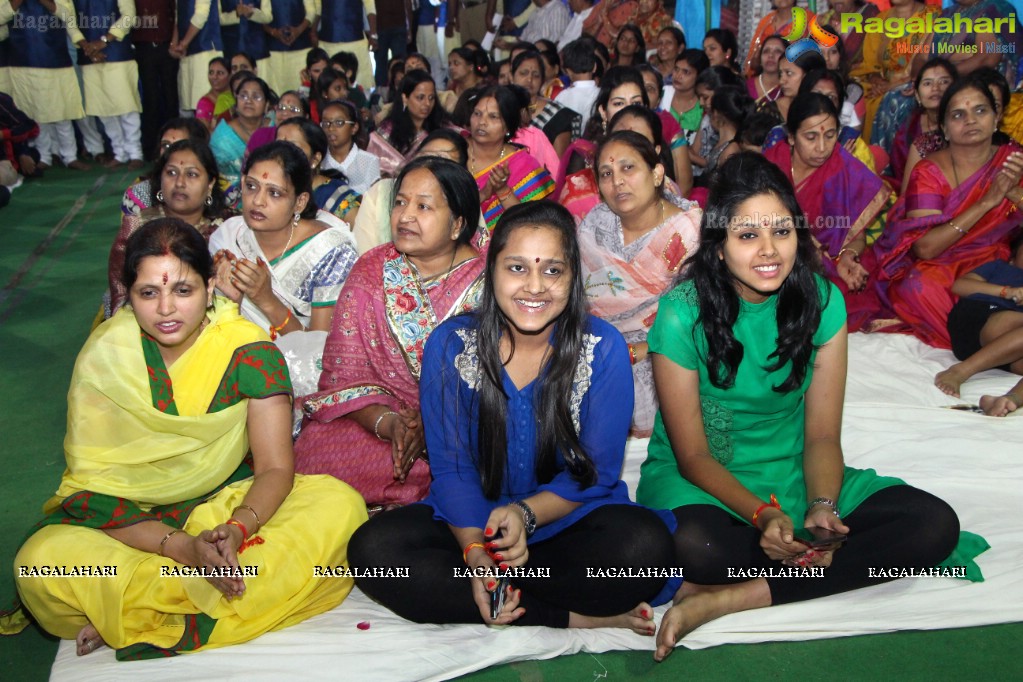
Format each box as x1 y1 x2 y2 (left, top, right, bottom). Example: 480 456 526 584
782 7 839 62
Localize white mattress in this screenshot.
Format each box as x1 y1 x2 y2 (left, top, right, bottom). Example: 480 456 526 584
51 332 1023 681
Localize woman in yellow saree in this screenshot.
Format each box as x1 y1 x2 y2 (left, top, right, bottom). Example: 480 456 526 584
7 219 366 660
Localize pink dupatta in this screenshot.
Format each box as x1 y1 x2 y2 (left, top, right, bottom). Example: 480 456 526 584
294 242 486 506
578 201 702 436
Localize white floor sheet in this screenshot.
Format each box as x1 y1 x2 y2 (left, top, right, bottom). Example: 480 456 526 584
51 332 1023 681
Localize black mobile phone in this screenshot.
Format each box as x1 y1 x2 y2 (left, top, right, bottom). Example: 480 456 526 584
490 575 509 620
946 404 986 413
793 527 848 548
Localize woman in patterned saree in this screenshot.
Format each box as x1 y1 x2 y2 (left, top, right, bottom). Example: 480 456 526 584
9 219 365 657
851 77 1023 346
578 131 701 438
469 86 556 231
294 158 488 508
208 141 359 337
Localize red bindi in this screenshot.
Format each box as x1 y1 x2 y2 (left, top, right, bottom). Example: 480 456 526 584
535 257 541 263
262 172 269 179
162 271 168 285
608 156 615 163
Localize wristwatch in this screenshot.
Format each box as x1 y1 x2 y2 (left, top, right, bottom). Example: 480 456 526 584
512 500 536 537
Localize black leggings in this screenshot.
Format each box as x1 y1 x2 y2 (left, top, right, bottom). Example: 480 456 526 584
672 485 960 604
348 503 676 627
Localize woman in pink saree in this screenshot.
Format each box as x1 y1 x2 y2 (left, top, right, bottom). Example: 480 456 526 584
293 158 487 508
468 87 555 230
851 78 1023 347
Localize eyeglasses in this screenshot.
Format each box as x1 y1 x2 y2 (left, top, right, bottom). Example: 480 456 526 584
237 92 265 102
277 104 303 114
320 119 356 129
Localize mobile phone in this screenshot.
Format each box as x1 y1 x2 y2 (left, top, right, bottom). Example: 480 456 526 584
793 527 847 548
946 404 985 413
490 575 509 620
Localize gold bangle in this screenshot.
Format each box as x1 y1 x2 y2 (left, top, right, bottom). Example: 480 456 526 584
235 504 261 532
158 529 185 557
949 221 968 235
834 247 859 263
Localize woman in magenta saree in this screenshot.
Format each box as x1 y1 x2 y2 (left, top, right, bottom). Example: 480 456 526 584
474 146 555 230
764 94 892 304
854 143 1023 347
293 158 487 508
850 79 1023 346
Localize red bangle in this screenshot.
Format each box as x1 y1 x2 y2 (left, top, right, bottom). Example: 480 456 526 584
226 518 249 541
462 541 485 564
751 493 781 528
1000 286 1010 299
269 309 292 341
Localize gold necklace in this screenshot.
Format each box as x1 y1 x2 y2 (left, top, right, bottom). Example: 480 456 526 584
470 143 506 175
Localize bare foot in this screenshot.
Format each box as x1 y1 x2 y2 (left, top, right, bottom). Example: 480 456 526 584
569 602 656 636
979 394 1020 417
76 623 106 656
654 581 771 662
935 364 970 397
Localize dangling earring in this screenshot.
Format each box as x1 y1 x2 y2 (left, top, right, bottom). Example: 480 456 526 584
292 212 301 225
205 194 213 206
602 119 607 134
156 190 164 202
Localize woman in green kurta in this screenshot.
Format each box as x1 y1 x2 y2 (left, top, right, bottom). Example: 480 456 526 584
637 153 987 662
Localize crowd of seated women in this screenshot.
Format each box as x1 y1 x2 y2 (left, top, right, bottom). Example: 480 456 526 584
4 6 1020 666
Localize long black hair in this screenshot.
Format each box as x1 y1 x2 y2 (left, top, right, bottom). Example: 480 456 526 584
380 69 447 156
474 201 595 498
687 152 825 392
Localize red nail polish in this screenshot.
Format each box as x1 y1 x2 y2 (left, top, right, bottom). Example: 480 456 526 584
487 580 496 590
641 609 650 618
485 527 494 536
493 553 503 561
500 563 509 570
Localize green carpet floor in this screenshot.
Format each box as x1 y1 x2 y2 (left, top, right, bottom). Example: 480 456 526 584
0 166 1018 681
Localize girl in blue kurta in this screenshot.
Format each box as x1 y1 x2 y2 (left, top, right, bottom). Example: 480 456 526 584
349 201 678 632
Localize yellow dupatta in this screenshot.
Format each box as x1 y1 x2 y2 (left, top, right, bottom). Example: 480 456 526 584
53 299 268 510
